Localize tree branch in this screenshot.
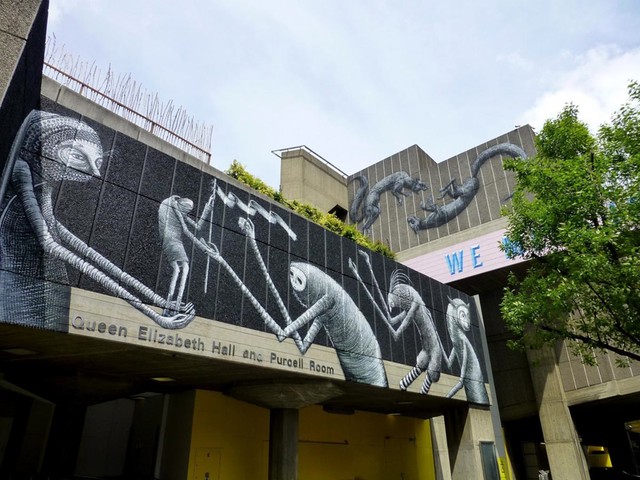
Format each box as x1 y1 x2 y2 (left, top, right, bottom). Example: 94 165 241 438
584 281 640 345
539 325 640 362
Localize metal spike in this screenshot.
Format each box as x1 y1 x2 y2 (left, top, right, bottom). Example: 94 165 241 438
43 37 213 163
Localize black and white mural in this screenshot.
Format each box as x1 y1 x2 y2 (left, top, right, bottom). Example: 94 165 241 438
349 172 428 234
0 105 489 404
349 250 488 404
406 143 526 233
347 136 535 252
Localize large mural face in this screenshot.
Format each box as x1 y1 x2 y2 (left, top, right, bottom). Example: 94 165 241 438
0 105 490 405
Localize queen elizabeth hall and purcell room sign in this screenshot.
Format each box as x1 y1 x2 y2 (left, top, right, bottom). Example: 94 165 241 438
0 104 490 405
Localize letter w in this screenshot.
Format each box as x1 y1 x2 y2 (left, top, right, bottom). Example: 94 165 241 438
445 250 464 275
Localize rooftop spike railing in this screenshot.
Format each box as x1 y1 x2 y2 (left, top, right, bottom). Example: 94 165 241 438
43 36 213 164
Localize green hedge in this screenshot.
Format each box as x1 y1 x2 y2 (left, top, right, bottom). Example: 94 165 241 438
225 160 396 259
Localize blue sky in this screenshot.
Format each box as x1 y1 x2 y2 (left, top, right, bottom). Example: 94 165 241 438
47 1 640 188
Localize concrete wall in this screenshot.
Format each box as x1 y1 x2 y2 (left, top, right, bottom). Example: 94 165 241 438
558 342 640 398
0 0 47 172
0 79 492 404
347 127 536 253
279 147 348 216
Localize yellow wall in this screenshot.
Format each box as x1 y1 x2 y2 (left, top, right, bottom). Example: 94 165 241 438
188 390 270 479
188 390 436 480
299 406 435 480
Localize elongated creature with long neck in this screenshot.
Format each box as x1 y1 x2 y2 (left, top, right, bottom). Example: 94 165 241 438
408 143 526 232
443 298 489 405
349 250 443 394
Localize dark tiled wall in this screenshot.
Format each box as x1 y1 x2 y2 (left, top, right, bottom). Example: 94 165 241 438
0 99 490 393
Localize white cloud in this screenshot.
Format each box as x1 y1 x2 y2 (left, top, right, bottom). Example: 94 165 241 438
519 45 640 132
46 1 640 187
496 52 535 72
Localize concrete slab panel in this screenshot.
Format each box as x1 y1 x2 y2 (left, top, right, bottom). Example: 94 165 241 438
0 0 42 39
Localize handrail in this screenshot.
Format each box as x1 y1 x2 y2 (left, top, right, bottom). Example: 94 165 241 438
271 145 348 178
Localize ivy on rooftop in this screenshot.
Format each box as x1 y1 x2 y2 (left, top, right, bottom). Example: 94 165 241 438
225 160 396 259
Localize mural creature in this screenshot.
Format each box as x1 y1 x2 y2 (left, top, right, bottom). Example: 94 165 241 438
282 261 388 386
349 171 428 233
407 143 526 232
189 214 388 387
0 109 489 398
0 111 194 330
241 217 388 387
349 250 443 394
158 186 216 315
443 298 489 404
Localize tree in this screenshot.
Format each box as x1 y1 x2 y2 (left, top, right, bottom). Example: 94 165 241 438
501 82 640 364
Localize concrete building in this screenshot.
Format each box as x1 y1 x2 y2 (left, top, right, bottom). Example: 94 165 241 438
2 2 638 479
280 112 640 480
0 2 512 479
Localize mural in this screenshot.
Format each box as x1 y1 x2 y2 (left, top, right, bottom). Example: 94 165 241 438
443 298 489 404
349 171 427 233
350 250 442 394
158 190 215 315
350 250 488 402
407 143 526 232
0 108 489 403
0 110 194 331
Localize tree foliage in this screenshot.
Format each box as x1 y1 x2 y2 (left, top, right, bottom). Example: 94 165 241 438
501 82 640 364
225 160 396 259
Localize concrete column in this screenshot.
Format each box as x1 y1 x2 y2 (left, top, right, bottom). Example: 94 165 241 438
430 415 452 480
16 399 54 474
269 408 299 480
445 406 496 480
474 295 511 478
527 346 590 479
0 0 47 164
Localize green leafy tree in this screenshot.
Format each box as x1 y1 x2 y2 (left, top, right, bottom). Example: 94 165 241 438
501 82 640 364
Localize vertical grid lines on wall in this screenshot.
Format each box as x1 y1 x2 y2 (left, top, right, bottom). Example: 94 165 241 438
408 145 428 249
80 120 140 296
141 144 179 298
416 148 435 246
488 135 509 222
434 157 450 241
373 158 385 244
503 130 521 200
473 143 491 225
559 340 640 393
173 160 204 311
387 151 399 252
454 148 472 232
121 137 150 300
444 150 462 235
378 153 389 248
399 147 412 253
